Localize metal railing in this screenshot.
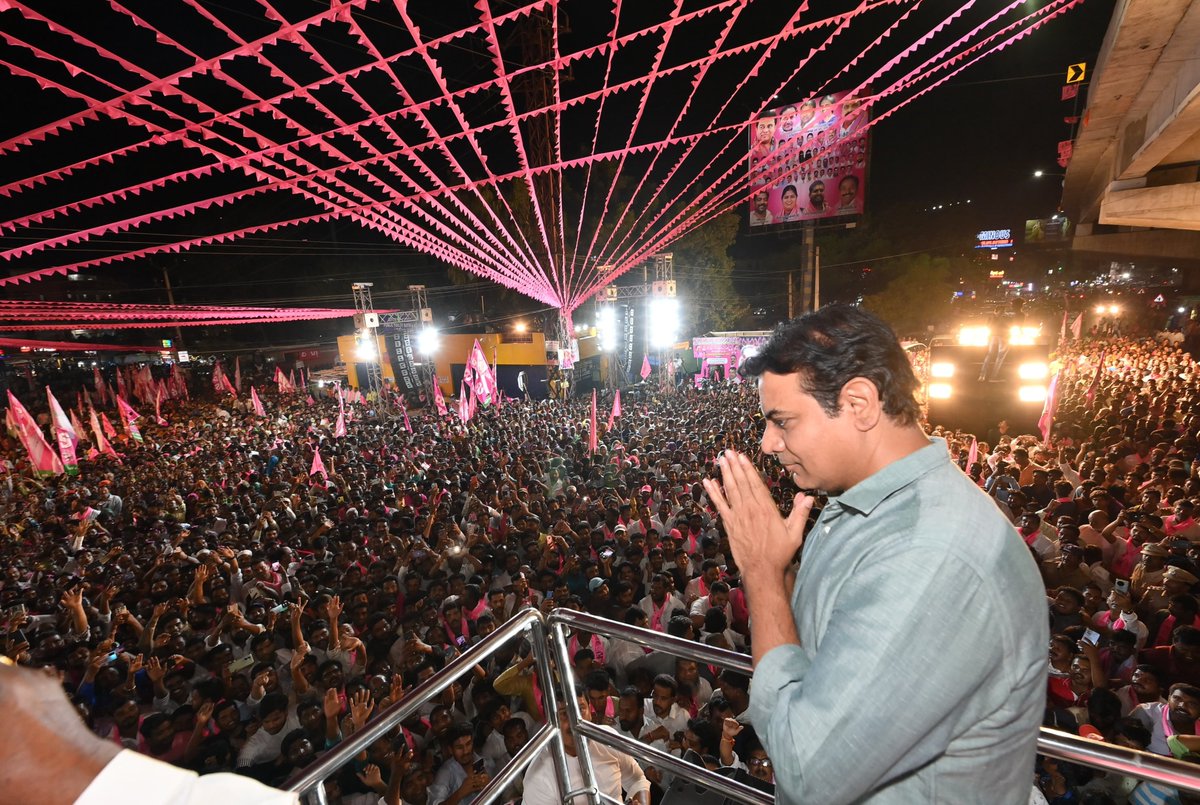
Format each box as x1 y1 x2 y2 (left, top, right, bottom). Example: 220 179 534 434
286 606 1200 804
283 607 565 805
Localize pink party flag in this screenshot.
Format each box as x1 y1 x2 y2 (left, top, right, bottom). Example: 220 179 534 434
310 448 327 477
334 410 346 437
467 339 496 406
101 411 118 439
588 389 598 455
234 357 243 393
401 401 412 433
47 386 79 475
7 390 64 477
250 387 266 417
89 408 118 458
117 395 143 442
154 385 167 426
607 389 622 429
1038 371 1061 447
640 354 652 380
1070 313 1083 340
432 373 448 417
93 366 107 405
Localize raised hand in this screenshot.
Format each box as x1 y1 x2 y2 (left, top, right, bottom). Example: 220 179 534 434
349 689 373 731
323 686 342 721
357 764 384 791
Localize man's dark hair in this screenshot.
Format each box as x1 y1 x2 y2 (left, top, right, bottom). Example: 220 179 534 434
259 692 290 720
741 304 921 426
653 674 678 696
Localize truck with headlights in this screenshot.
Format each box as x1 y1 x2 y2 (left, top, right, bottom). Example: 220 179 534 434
924 319 1051 435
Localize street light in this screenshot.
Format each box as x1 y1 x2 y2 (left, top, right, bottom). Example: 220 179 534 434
514 321 527 334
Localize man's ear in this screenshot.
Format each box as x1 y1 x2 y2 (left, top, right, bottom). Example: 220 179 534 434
839 377 882 431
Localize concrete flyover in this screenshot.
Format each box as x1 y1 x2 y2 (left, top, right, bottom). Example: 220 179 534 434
1061 0 1200 261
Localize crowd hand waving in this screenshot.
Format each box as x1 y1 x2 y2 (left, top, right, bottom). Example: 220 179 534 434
349 689 373 732
322 687 342 721
357 764 385 793
702 450 813 583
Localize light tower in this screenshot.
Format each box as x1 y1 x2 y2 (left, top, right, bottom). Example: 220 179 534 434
351 282 382 400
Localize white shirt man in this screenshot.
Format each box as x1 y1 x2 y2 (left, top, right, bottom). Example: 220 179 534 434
521 707 649 805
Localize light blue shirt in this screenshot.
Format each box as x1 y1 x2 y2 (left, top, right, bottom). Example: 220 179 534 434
747 438 1047 804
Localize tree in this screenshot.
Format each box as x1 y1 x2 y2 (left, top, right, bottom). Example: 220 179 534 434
862 254 957 338
671 213 748 332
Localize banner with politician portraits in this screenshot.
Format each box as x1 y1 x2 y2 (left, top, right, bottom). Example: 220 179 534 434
747 90 869 227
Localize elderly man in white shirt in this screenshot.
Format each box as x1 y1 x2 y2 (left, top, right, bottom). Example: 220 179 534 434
521 691 651 805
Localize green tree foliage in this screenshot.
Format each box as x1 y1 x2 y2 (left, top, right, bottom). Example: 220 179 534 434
671 213 748 332
862 253 958 338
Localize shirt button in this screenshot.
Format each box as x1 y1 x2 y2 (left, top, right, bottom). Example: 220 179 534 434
823 526 831 534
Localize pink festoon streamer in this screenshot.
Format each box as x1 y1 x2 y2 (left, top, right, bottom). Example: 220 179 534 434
575 0 1085 308
0 0 1084 319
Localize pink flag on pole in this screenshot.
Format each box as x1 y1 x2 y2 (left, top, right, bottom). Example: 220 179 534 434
1038 371 1061 447
7 390 64 476
89 408 118 458
607 389 622 429
306 394 315 406
468 339 496 406
154 385 167 426
234 357 243 393
1059 310 1068 342
1070 313 1082 340
116 366 128 400
70 409 86 439
334 410 346 437
640 354 652 380
1085 351 1106 407
310 448 327 477
93 367 106 405
588 389 598 455
432 374 448 417
222 373 237 398
250 387 266 417
289 369 297 392
101 411 118 439
47 387 79 475
401 400 412 433
117 396 143 442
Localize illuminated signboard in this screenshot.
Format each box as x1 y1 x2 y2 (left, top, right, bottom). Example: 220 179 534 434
975 228 1014 249
747 90 870 227
988 270 1006 279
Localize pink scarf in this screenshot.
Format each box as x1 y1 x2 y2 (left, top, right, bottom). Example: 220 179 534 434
650 597 671 632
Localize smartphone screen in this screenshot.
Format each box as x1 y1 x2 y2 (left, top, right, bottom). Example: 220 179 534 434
1114 579 1131 595
473 759 485 774
1082 629 1101 646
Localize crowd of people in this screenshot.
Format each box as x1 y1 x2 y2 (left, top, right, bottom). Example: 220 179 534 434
4 327 1200 804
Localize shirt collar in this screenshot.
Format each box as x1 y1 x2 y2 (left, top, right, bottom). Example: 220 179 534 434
833 437 947 516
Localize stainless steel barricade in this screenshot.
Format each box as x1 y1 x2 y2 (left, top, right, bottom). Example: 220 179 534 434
287 606 1200 804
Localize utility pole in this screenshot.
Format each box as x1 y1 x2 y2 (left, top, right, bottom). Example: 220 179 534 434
162 265 183 347
787 269 794 319
799 221 817 313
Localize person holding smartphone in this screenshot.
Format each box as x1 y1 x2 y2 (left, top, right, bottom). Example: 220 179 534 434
427 723 493 805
